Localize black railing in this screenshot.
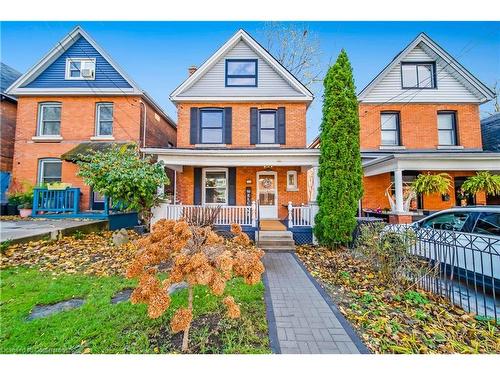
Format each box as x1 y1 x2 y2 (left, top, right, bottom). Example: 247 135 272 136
383 225 499 321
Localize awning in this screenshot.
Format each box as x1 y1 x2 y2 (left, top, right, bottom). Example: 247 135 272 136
61 142 132 162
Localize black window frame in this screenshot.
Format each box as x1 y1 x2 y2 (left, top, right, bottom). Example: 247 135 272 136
437 111 459 146
199 108 224 144
225 59 258 87
258 109 277 144
401 62 437 89
380 111 401 146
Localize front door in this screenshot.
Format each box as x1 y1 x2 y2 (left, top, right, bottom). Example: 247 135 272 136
257 172 278 219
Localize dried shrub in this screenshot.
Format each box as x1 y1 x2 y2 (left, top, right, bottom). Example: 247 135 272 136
126 219 265 352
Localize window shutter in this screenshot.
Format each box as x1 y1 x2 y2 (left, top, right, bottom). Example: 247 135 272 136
250 107 258 145
194 167 202 205
277 107 286 144
190 107 199 145
224 107 232 144
228 167 236 206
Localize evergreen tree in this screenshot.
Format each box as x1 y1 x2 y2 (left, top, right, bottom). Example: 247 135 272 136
314 50 363 246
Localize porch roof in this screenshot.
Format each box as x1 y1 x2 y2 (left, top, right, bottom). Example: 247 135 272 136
362 151 500 177
141 147 320 171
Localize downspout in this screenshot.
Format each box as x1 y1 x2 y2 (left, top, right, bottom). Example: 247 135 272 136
140 101 147 148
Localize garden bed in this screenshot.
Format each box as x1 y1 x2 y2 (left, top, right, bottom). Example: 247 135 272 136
296 245 499 354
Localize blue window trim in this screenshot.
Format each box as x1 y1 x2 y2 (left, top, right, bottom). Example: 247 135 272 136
400 61 437 89
225 59 258 87
200 108 225 144
258 109 277 144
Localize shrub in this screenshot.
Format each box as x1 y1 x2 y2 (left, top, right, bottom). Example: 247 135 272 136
461 171 500 197
126 220 265 352
411 173 452 196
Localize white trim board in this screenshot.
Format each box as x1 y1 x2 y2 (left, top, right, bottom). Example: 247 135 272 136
170 29 313 103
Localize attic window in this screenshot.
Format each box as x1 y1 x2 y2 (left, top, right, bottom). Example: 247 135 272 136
401 62 435 89
225 59 257 87
65 58 96 80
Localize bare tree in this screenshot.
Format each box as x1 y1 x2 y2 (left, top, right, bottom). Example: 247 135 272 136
260 22 323 90
492 81 500 113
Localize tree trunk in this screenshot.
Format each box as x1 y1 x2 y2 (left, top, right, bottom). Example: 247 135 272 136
181 286 193 352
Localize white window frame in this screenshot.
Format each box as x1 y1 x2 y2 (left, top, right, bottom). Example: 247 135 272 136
65 58 96 80
95 102 114 137
37 102 62 136
202 168 228 206
286 170 298 191
38 158 62 184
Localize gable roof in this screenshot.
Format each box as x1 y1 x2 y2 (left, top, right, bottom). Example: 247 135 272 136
1 62 22 101
170 29 313 103
358 32 495 103
480 113 500 152
5 26 176 127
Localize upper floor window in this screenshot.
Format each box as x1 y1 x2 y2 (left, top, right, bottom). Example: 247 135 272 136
200 109 224 143
259 110 277 144
65 58 96 80
225 59 257 87
38 158 62 184
437 111 458 146
95 103 113 136
380 112 401 146
37 102 61 136
401 62 435 89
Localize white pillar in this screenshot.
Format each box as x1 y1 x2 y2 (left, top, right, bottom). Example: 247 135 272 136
311 166 319 202
288 201 293 228
394 169 404 213
251 200 256 227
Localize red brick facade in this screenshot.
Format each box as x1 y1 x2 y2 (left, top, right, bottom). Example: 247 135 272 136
0 98 17 172
11 96 176 209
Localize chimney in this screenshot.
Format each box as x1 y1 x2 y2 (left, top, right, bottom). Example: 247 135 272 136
188 66 197 76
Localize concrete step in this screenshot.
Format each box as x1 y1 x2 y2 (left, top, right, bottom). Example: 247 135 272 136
256 230 293 239
259 245 296 252
256 239 296 247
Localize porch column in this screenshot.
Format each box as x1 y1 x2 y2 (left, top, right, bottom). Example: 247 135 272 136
394 169 404 213
310 166 319 202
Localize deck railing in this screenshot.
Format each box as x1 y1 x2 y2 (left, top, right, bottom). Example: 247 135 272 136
32 187 80 216
287 202 318 228
152 203 255 227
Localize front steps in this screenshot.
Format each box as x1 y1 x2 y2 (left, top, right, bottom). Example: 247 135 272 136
255 230 295 252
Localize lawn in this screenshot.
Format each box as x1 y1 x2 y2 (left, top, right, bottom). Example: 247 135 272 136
0 232 270 354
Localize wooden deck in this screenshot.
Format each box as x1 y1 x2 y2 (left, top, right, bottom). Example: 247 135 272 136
259 220 287 231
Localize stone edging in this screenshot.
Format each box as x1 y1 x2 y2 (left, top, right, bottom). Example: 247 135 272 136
262 270 281 354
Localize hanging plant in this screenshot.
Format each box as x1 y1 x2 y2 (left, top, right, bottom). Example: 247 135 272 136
461 171 500 197
411 173 452 196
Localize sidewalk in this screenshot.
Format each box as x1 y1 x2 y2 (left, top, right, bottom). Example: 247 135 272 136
263 252 369 354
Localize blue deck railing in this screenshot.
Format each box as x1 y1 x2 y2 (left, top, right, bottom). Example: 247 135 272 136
32 187 81 217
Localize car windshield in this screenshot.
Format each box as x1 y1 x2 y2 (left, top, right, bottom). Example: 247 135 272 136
421 212 470 231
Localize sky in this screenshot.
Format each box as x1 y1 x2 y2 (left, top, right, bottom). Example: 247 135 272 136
1 21 499 143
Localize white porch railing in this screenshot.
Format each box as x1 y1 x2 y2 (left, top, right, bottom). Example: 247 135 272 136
287 202 319 228
152 202 256 227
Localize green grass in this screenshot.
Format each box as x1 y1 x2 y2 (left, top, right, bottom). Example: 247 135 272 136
0 267 270 354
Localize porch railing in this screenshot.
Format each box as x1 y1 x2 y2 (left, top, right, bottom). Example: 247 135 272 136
152 203 255 227
32 187 80 216
287 202 318 228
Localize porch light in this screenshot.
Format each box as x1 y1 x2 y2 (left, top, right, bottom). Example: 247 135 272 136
246 179 252 184
264 165 273 170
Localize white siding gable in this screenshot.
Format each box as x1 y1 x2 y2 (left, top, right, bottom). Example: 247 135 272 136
178 40 305 98
360 42 486 103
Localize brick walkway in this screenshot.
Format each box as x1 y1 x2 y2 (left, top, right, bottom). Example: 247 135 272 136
263 252 369 354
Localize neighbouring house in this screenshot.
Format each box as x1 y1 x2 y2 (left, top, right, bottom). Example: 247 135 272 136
480 112 500 204
145 29 319 244
311 32 499 223
5 26 177 213
0 63 22 205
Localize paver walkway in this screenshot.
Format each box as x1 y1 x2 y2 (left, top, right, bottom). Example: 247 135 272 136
263 252 369 354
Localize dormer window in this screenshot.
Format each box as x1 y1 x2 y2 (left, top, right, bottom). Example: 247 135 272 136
401 62 435 89
225 59 257 87
65 58 96 80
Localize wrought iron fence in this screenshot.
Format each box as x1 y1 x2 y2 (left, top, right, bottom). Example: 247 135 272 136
382 225 499 321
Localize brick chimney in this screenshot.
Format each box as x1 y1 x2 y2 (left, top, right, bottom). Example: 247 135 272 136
188 66 197 76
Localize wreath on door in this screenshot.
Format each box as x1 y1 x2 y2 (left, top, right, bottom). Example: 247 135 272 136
262 178 273 189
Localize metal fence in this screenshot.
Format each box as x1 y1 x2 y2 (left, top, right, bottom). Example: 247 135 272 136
381 225 499 321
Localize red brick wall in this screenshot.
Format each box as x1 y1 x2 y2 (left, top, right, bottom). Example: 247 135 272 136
0 98 17 172
359 103 482 150
11 96 144 209
176 102 307 148
362 170 487 211
143 101 177 148
176 166 308 220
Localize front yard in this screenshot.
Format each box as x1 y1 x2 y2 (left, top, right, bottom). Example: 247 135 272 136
0 232 270 354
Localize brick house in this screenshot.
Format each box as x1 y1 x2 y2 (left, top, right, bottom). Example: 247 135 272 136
146 30 319 242
311 32 498 223
6 26 176 211
1 63 22 204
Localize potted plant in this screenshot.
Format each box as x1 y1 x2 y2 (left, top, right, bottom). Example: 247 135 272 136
18 201 33 218
411 172 452 206
8 185 34 218
461 172 500 204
